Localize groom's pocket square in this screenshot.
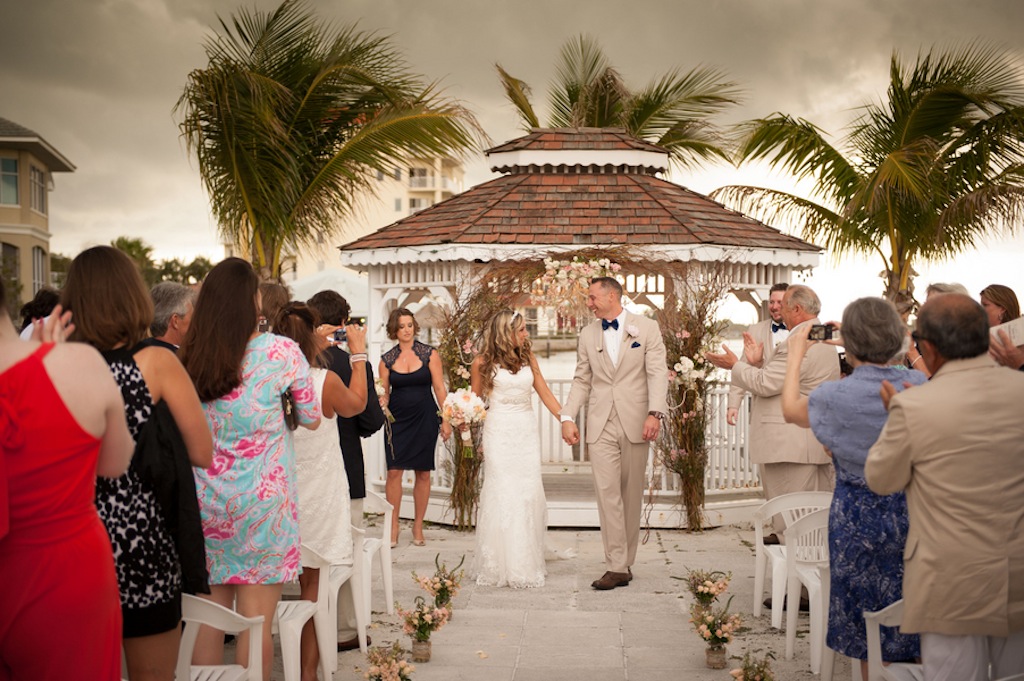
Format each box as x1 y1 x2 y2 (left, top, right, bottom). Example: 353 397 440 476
631 341 641 348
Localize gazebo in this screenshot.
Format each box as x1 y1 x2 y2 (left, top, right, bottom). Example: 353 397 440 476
338 127 820 527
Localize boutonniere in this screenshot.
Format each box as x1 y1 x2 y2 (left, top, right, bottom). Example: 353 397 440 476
626 324 640 338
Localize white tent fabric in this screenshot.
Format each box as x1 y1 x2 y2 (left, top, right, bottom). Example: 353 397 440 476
286 267 369 316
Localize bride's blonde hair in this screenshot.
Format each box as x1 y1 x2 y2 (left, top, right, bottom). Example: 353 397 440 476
478 309 532 398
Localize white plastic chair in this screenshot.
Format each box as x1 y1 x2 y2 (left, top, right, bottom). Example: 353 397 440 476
753 491 833 628
864 600 924 681
307 528 368 680
784 507 830 674
177 594 264 681
361 490 395 618
273 598 317 681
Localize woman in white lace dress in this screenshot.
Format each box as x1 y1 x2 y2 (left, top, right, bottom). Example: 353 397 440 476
274 303 367 681
470 310 563 588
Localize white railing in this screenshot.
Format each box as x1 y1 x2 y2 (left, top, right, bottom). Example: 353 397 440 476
369 381 760 498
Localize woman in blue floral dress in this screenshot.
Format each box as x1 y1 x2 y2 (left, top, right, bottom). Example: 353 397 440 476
180 259 320 681
782 297 926 680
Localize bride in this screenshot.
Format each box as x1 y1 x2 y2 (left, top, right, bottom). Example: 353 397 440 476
471 309 563 588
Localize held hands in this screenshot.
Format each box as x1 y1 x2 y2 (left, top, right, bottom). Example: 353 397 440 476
561 420 580 446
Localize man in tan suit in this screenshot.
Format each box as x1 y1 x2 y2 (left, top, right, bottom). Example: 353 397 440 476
866 294 1024 680
706 285 839 537
561 277 668 590
726 283 790 429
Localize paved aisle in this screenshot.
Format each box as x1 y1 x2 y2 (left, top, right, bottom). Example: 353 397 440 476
271 523 851 680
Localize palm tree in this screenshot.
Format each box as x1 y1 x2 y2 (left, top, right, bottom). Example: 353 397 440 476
712 43 1024 313
497 34 741 170
176 0 483 280
111 236 160 286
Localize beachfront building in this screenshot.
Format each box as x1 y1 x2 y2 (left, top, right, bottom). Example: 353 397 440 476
0 117 75 309
339 127 822 528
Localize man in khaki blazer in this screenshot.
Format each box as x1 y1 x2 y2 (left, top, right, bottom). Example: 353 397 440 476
726 283 790 427
561 277 668 590
866 294 1024 680
707 285 839 536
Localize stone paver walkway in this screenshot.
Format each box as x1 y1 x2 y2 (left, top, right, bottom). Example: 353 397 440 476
270 521 853 680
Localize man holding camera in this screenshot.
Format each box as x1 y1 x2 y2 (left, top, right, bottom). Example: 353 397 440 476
706 284 840 539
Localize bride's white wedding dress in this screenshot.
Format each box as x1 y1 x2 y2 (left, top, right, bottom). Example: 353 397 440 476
474 365 548 588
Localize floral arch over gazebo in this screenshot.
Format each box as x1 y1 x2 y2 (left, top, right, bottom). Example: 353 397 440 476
337 127 820 528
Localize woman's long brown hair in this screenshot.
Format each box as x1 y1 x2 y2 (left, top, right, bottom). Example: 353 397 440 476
179 258 259 402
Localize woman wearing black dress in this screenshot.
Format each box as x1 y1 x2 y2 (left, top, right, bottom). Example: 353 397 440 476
378 309 451 547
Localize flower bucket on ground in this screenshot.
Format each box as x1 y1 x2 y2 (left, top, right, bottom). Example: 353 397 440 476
364 641 415 680
413 553 465 611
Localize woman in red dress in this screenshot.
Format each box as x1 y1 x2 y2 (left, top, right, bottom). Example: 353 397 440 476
0 278 134 679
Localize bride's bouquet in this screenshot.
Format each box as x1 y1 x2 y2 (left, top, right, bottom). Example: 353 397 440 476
441 389 486 458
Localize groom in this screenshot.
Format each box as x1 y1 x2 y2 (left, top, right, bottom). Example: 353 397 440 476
561 277 668 590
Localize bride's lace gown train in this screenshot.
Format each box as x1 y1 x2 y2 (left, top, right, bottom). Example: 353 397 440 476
474 366 547 588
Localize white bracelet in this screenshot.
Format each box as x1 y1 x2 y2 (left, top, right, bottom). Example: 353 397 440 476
349 353 368 364
911 355 922 367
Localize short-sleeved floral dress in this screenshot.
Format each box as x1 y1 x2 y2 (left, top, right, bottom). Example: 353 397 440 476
193 333 320 585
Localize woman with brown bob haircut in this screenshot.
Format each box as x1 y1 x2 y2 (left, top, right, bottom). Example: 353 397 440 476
378 307 451 547
61 246 213 681
179 258 320 681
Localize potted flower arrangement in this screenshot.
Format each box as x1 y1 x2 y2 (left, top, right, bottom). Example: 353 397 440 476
729 652 776 681
364 641 415 681
413 553 465 613
396 596 450 662
691 596 742 669
682 567 731 619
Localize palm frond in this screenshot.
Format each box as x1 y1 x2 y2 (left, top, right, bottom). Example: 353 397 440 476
496 64 540 130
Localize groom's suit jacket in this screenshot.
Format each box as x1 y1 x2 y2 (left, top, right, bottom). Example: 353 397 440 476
561 312 668 444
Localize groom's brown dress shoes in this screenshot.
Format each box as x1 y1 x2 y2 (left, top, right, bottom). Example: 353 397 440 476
592 571 630 590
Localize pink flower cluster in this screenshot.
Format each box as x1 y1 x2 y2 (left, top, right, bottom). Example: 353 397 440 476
364 642 415 681
396 596 451 642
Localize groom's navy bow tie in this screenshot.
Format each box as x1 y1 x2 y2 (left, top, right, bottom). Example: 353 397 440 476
771 321 787 333
602 318 619 331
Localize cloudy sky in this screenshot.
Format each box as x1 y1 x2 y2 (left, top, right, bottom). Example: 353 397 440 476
3 0 1024 320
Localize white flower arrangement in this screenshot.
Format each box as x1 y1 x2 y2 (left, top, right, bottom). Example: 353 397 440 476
441 389 487 458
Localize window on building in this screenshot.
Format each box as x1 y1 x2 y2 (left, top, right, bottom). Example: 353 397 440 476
376 170 385 181
409 197 430 213
393 168 402 181
32 246 46 293
2 243 20 302
30 166 46 214
408 167 430 188
394 198 402 212
0 158 17 205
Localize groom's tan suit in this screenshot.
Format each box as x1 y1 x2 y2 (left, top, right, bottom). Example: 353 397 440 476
562 312 668 573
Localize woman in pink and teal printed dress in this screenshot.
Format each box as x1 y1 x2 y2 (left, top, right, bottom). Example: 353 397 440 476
179 259 320 681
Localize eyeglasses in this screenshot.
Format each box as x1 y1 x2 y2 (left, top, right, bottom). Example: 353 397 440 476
911 331 929 353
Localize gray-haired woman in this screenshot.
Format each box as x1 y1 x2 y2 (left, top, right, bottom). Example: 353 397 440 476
782 297 927 681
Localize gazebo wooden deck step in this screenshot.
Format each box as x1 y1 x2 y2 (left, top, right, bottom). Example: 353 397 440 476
382 472 763 530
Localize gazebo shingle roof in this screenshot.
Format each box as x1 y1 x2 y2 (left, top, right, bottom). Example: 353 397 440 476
341 172 818 252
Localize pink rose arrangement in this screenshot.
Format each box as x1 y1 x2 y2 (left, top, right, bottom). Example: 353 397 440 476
441 389 486 458
364 641 415 681
397 596 450 642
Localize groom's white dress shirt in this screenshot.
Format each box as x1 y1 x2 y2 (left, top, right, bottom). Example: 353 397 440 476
602 310 627 366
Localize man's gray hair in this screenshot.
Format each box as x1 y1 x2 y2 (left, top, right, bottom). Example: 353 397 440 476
840 297 906 364
786 284 821 316
150 281 196 337
925 282 969 297
591 276 623 298
916 293 989 360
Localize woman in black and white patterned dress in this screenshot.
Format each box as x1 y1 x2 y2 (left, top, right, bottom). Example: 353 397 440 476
62 247 212 681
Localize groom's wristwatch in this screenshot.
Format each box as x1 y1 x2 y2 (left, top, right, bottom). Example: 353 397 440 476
648 411 665 420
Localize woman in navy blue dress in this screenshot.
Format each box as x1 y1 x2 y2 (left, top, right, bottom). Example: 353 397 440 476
378 308 451 547
782 297 926 680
